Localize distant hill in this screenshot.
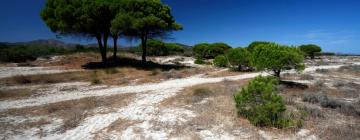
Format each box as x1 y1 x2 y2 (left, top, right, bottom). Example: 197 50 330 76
0 39 76 48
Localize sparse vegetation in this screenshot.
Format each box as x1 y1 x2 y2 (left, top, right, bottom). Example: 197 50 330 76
91 71 101 85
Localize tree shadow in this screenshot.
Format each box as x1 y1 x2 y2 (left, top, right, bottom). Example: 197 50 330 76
280 80 309 89
81 57 189 71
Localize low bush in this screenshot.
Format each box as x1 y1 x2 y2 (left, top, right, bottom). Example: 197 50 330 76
192 42 231 59
213 55 228 67
315 69 329 73
302 92 360 117
0 44 98 63
234 76 297 128
194 59 211 65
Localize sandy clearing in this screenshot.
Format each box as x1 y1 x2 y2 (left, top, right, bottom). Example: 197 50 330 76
0 66 80 79
36 64 353 139
1 63 358 139
0 64 354 111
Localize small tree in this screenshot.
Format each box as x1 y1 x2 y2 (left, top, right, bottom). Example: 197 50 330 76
234 76 290 128
298 44 322 59
120 0 182 64
205 42 231 58
192 42 231 59
251 43 304 78
192 43 210 58
213 55 228 67
144 39 168 56
226 48 251 71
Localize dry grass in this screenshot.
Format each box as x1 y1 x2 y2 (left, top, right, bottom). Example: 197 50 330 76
0 71 92 86
0 88 34 100
157 79 265 138
3 93 135 133
31 52 101 69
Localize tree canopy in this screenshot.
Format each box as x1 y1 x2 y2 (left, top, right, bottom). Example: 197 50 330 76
251 43 304 78
192 42 231 59
298 44 322 59
226 48 251 71
247 41 272 52
116 0 182 63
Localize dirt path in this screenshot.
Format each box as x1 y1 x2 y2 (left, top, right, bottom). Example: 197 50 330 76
1 64 357 139
0 64 351 111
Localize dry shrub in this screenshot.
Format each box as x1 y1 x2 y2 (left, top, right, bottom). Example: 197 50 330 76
299 74 314 80
2 72 91 85
319 123 360 140
192 88 213 103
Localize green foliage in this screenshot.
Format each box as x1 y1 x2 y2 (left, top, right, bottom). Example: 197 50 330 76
165 43 185 54
234 76 294 128
192 42 231 59
194 59 211 65
225 48 251 71
192 43 210 58
247 41 272 52
0 44 97 63
298 44 322 59
250 43 304 77
140 39 185 56
118 0 182 63
213 55 228 67
145 39 168 56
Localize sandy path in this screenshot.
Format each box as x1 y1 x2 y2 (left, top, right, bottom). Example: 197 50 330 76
0 64 357 139
0 66 79 79
0 64 351 111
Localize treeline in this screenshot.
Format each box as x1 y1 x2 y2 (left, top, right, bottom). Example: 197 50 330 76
193 41 324 78
0 44 97 62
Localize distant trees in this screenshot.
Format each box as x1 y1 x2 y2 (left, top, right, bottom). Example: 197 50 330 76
144 39 185 56
41 0 182 64
213 55 228 67
226 48 251 71
251 43 304 78
192 42 231 59
299 44 322 59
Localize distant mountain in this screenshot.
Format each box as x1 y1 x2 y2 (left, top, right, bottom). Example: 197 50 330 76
1 39 75 48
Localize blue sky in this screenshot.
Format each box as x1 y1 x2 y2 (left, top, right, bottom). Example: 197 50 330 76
0 0 359 54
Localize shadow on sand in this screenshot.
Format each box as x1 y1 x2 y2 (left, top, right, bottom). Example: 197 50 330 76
280 80 309 89
81 57 189 71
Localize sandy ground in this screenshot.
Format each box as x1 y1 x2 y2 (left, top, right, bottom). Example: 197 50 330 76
1 61 359 139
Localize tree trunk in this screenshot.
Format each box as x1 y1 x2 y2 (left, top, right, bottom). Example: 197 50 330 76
113 36 118 61
310 53 315 59
141 36 147 64
103 33 109 62
274 70 281 78
96 35 107 63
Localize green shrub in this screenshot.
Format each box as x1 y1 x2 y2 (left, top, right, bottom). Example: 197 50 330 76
225 48 251 71
194 59 205 64
192 42 231 59
213 55 228 67
234 76 294 128
141 40 185 56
